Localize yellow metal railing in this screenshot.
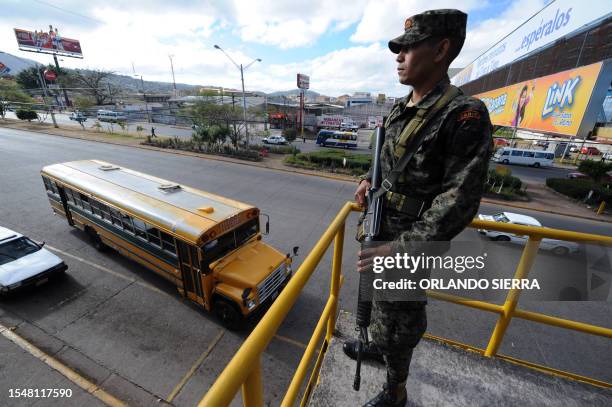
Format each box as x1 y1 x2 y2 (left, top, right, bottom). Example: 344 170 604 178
200 203 612 406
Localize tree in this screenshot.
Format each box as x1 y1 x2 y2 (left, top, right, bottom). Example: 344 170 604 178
16 108 38 122
73 95 95 110
188 101 242 146
70 69 116 105
0 79 34 118
578 160 612 183
16 64 69 90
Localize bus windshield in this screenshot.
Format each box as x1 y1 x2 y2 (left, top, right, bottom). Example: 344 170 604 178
202 219 259 265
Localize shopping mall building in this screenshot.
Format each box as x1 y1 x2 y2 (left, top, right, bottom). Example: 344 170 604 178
452 0 611 151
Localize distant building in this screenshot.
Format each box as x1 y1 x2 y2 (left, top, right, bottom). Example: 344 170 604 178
345 92 373 108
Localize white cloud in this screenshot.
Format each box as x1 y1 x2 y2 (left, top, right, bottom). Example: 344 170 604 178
233 0 367 48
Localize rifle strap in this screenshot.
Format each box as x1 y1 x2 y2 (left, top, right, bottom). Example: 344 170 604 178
371 85 461 203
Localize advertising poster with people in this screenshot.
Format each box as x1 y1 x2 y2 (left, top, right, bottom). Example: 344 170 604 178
14 27 83 57
476 61 603 136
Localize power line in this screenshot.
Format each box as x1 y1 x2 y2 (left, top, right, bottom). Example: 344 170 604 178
31 0 105 24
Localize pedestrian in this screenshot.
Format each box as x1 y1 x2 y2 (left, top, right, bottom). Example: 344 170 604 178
151 126 156 138
344 9 493 407
303 136 306 143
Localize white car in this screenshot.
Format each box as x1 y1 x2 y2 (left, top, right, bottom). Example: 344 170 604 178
477 212 580 255
0 226 67 295
262 135 287 145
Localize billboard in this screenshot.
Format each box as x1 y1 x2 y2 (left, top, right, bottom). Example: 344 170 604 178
476 62 603 136
14 28 83 58
297 73 310 89
452 0 610 86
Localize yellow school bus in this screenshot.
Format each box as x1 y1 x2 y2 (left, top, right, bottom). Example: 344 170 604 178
40 160 295 328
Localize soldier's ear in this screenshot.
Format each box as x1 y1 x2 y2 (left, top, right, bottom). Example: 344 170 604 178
434 38 451 64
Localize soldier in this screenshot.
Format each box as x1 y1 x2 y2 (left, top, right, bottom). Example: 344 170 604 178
343 9 493 407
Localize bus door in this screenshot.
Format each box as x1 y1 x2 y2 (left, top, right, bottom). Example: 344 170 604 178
56 185 74 226
176 240 205 305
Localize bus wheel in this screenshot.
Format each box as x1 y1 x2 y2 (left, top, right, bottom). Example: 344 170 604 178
552 246 569 256
533 162 540 168
502 159 509 164
86 227 107 252
214 299 241 330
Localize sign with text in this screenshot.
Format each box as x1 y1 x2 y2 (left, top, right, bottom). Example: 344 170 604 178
14 28 83 58
475 62 603 136
297 73 310 89
451 0 610 86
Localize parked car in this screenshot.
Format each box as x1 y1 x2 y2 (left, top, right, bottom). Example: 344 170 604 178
69 111 87 122
581 146 601 155
0 226 67 295
262 135 287 145
567 171 612 182
477 212 580 255
493 138 510 147
569 144 581 153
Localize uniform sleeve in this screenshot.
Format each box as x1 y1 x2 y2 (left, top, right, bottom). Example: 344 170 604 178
392 102 493 251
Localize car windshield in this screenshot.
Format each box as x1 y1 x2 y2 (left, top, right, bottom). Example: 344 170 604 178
0 237 41 266
492 213 510 223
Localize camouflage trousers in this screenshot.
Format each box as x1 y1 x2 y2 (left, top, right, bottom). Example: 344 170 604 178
370 301 427 386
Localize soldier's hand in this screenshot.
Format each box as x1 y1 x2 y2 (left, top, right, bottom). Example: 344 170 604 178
357 244 392 273
354 179 371 207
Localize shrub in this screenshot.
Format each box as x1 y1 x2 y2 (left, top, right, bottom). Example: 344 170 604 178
284 150 372 174
577 160 612 183
282 127 298 142
142 137 261 161
16 108 38 122
486 168 522 192
546 178 611 205
249 144 300 155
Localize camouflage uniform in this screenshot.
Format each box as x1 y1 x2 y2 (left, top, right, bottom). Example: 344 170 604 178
359 9 493 390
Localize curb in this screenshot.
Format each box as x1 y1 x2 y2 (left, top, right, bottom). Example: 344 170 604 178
2 122 609 224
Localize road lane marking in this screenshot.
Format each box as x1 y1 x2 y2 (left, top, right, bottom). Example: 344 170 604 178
0 322 127 407
47 245 309 350
167 330 226 402
46 245 170 298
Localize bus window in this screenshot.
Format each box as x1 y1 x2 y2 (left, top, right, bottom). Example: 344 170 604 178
132 218 148 240
203 232 236 266
546 153 554 159
121 213 134 233
109 208 122 226
160 231 176 256
80 194 91 212
523 151 535 157
236 219 258 247
535 152 546 158
511 150 523 156
146 225 162 247
501 150 509 156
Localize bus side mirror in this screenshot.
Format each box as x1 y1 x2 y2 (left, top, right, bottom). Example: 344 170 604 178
261 213 270 235
292 246 299 256
38 241 46 248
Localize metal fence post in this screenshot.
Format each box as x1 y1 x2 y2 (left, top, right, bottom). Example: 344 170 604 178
484 237 542 357
241 358 263 407
326 224 344 341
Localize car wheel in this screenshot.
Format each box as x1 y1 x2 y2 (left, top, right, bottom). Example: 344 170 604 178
533 162 540 168
214 299 242 330
552 246 569 256
86 227 107 252
502 159 509 164
494 235 511 242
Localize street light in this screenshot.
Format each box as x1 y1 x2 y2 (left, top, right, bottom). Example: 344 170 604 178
134 74 151 123
214 44 261 146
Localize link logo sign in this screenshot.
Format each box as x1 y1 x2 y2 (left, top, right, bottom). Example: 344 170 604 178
451 0 610 86
475 62 603 136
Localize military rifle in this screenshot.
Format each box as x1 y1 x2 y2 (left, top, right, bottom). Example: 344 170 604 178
353 124 385 391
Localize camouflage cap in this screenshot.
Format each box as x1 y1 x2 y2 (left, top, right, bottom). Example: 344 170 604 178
388 9 467 54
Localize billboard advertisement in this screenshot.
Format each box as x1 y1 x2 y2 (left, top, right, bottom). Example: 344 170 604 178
476 61 603 136
452 0 610 86
297 73 310 89
14 28 83 58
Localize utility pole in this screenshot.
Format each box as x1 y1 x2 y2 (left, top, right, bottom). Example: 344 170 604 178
168 54 177 97
264 95 268 131
36 67 58 128
239 64 250 145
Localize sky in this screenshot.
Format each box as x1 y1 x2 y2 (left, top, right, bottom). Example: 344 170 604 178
0 0 550 97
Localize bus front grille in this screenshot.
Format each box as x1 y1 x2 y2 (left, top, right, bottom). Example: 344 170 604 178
257 264 286 303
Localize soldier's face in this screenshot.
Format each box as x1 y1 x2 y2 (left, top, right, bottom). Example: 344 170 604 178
396 41 441 86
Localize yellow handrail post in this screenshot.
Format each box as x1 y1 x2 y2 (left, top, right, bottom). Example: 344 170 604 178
242 358 264 407
327 224 345 341
596 201 606 216
484 237 542 357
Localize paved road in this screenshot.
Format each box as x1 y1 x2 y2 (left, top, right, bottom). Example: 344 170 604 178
0 127 610 405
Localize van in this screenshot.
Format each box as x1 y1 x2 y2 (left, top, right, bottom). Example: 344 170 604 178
493 147 554 168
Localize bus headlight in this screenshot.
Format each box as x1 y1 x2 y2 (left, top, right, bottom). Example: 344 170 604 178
246 298 257 310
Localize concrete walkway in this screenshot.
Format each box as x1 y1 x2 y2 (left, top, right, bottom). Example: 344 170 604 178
309 311 611 407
